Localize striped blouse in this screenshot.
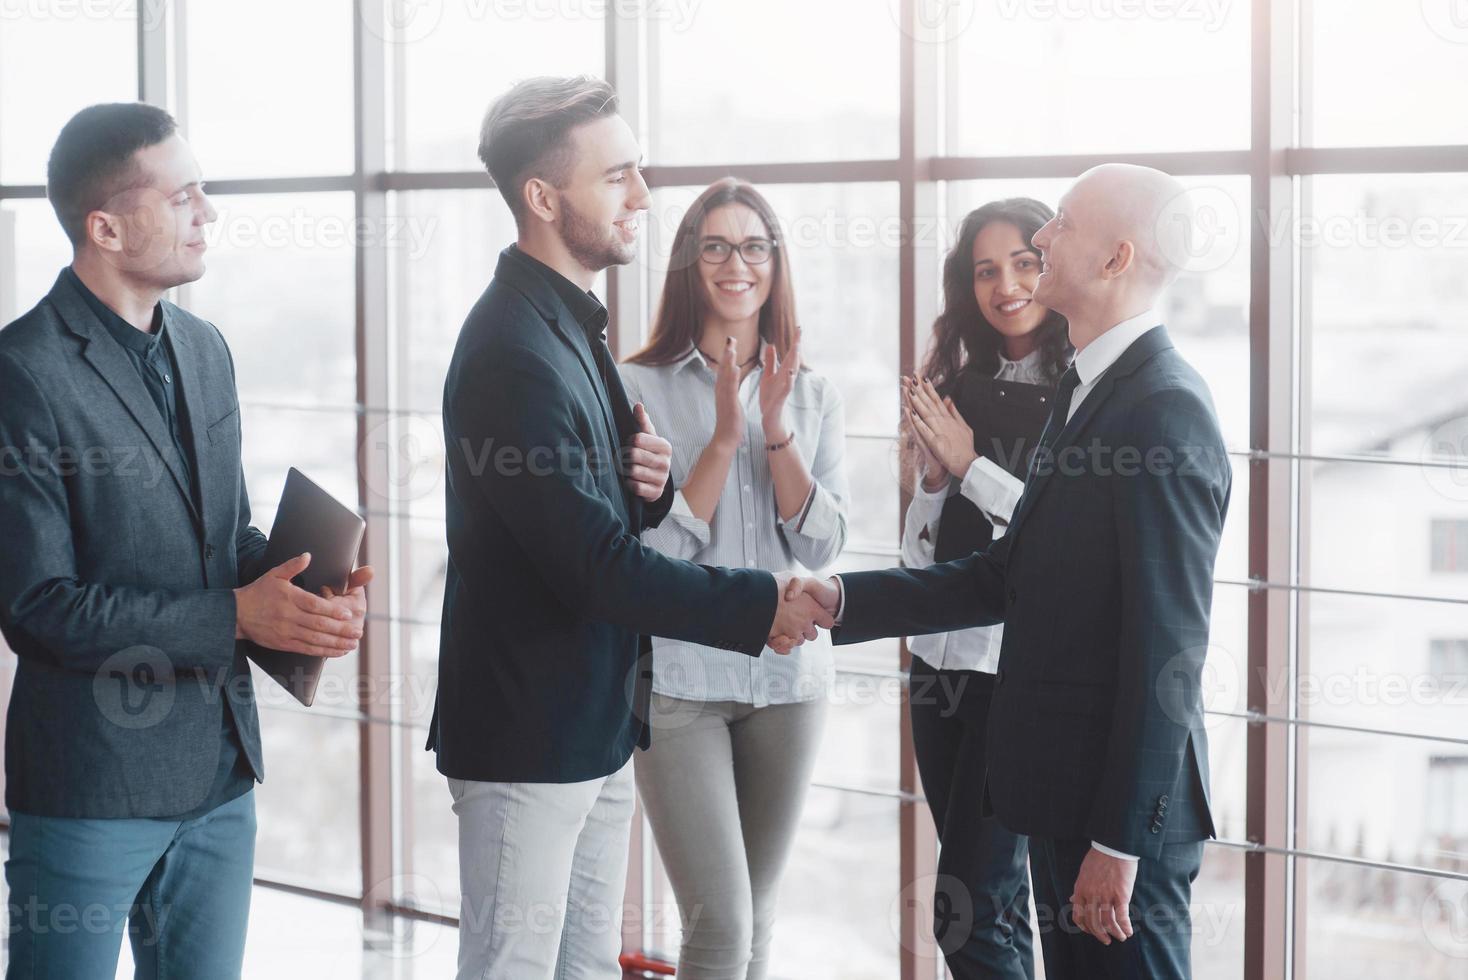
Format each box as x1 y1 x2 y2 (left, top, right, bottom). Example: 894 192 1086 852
619 344 849 707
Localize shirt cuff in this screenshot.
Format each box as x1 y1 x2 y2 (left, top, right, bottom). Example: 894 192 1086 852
831 575 845 625
912 473 956 503
1091 841 1140 861
666 490 712 547
786 483 843 544
959 457 1024 526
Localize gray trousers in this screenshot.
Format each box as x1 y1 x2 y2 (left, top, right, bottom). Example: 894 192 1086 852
634 693 827 980
449 759 635 980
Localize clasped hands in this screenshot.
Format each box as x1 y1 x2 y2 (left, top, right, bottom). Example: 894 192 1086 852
767 573 843 654
902 375 977 491
234 553 374 658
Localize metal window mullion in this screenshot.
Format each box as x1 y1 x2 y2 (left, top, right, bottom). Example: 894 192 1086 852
1246 0 1302 976
604 7 653 961
352 0 395 938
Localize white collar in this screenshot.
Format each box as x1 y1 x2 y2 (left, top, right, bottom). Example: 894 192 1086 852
678 336 770 373
996 346 1044 370
1073 308 1162 387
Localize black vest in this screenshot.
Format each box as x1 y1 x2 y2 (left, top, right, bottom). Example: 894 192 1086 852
932 367 1059 563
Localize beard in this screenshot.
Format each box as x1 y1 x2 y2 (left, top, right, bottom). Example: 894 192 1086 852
559 197 635 272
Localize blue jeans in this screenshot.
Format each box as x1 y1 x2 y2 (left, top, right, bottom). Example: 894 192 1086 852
5 790 256 979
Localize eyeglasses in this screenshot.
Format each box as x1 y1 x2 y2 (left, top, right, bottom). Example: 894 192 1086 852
698 237 777 265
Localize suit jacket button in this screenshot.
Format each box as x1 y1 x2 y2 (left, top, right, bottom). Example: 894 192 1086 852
205 544 216 560
1151 823 1162 834
995 670 1005 686
1007 588 1018 604
1159 795 1169 805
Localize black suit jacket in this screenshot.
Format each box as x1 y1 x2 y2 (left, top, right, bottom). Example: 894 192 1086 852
836 326 1230 858
427 247 777 784
0 271 267 818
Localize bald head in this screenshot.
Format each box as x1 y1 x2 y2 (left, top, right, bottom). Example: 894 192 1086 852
1071 163 1191 290
1031 164 1192 339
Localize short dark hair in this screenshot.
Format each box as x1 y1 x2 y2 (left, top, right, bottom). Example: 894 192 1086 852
477 75 618 221
46 102 178 246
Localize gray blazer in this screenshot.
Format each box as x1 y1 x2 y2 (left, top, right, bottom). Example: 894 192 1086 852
0 270 267 818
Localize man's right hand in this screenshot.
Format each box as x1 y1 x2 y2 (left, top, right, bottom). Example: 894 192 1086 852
767 571 837 654
234 553 362 657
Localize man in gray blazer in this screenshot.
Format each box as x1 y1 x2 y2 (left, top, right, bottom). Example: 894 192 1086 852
0 103 371 978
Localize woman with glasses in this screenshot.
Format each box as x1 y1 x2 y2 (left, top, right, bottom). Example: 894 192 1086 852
900 197 1073 979
619 177 849 980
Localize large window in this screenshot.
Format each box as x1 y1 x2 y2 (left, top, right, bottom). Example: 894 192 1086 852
2 2 1467 977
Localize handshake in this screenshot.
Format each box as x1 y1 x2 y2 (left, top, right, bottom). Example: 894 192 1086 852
766 573 844 654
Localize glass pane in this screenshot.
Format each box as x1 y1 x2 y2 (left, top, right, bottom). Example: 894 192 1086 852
253 710 362 896
1300 588 1468 742
1301 856 1468 975
811 674 901 796
1202 651 1249 842
1192 842 1246 980
407 726 462 914
186 192 358 409
948 4 1249 156
649 0 898 163
775 789 900 978
1308 3 1468 148
185 0 354 177
239 406 360 521
1301 723 1468 871
396 4 605 171
0 11 136 183
0 199 75 323
1306 174 1468 458
1306 459 1468 605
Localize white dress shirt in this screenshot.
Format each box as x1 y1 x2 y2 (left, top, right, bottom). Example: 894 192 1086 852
1065 308 1162 423
900 347 1049 674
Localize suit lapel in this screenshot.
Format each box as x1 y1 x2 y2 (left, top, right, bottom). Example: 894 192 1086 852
167 308 215 528
1005 325 1174 544
545 313 622 455
51 275 200 525
495 250 623 458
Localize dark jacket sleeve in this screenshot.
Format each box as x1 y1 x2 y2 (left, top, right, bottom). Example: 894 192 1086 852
0 351 238 673
1085 387 1230 858
454 343 776 654
832 534 1010 645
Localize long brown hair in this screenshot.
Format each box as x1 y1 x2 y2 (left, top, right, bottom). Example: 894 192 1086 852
626 178 799 367
922 198 1072 395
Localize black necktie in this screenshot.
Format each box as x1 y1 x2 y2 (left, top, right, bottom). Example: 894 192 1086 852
1038 365 1082 452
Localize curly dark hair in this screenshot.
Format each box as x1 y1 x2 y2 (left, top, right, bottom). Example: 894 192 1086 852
921 198 1072 395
